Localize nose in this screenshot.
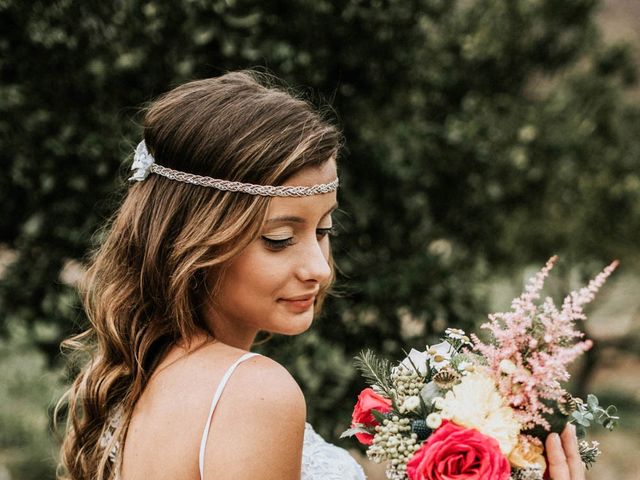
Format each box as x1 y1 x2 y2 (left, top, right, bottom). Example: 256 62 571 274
296 238 332 284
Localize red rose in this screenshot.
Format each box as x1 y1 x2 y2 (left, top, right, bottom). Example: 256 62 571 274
350 388 393 445
407 421 511 480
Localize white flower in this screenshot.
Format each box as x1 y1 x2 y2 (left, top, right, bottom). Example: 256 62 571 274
440 371 520 455
426 341 455 370
432 396 445 410
426 412 443 429
420 381 441 405
402 396 421 412
445 327 465 339
445 328 471 345
395 348 429 376
499 359 517 375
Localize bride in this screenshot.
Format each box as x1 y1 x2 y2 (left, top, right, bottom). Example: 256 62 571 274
56 70 585 480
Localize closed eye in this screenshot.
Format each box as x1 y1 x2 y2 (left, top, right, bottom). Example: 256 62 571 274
316 226 337 239
262 236 295 251
262 227 336 251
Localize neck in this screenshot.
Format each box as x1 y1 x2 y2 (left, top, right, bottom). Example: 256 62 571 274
211 328 257 351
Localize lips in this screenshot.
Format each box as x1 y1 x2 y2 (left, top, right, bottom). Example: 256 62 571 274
283 293 317 301
279 293 317 312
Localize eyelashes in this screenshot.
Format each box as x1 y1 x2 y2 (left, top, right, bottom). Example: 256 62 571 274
262 237 295 250
262 226 337 251
317 226 337 238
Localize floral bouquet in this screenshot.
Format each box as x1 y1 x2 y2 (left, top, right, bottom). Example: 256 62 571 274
342 257 620 480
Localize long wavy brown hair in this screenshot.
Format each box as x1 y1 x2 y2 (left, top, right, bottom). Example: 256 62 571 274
55 70 342 480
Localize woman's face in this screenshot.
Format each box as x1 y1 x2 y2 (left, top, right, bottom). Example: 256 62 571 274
205 160 338 349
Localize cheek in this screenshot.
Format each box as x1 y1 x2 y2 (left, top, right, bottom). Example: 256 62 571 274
321 240 331 260
225 246 291 297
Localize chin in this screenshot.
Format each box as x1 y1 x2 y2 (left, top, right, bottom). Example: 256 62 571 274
272 312 315 336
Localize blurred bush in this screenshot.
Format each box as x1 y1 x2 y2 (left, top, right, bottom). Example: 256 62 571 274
0 0 638 470
0 321 64 479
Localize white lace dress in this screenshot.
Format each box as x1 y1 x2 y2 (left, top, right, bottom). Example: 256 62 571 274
103 352 366 480
302 421 366 480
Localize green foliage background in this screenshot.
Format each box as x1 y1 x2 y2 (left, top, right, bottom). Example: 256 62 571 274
1 0 638 478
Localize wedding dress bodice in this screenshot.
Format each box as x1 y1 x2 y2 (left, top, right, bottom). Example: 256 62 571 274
302 421 366 480
103 351 366 479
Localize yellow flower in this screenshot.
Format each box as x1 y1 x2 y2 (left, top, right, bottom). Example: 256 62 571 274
440 370 520 455
509 436 547 472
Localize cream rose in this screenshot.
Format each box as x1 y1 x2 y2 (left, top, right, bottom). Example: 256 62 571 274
439 371 520 455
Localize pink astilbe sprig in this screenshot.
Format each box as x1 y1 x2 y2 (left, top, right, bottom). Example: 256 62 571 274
562 260 620 320
471 256 618 430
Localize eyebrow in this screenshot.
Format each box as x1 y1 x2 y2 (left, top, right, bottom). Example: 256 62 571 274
265 203 339 225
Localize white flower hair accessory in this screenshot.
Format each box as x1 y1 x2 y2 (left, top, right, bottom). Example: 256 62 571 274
127 140 339 197
129 140 155 182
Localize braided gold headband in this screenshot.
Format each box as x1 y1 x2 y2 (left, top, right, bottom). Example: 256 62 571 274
128 141 339 197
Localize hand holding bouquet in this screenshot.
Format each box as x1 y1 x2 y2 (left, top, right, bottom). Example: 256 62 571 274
342 257 620 480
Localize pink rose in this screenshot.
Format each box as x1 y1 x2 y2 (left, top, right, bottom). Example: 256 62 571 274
407 421 511 480
350 388 393 445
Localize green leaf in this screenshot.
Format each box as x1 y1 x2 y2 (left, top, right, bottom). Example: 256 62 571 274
340 426 371 438
418 392 430 415
371 408 389 424
576 417 591 427
605 405 618 416
353 349 394 397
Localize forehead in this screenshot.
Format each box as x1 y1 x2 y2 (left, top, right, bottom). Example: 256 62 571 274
282 159 337 187
266 160 338 217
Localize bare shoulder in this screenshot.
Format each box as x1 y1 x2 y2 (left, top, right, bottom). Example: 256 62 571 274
191 342 305 410
201 353 307 480
231 354 306 409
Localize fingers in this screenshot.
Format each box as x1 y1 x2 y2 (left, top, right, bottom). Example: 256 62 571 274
546 432 571 480
545 424 586 480
561 423 585 480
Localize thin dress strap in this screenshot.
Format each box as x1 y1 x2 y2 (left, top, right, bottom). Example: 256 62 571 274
198 351 260 480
